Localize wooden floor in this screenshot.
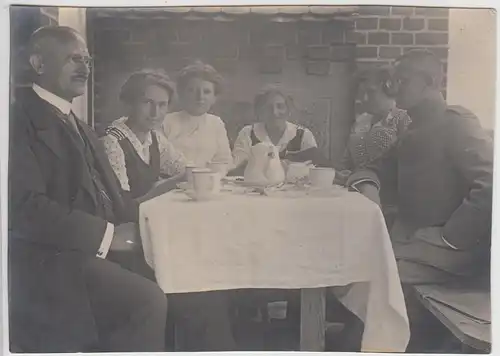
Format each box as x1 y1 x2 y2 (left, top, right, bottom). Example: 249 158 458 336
232 318 347 351
231 318 473 353
234 319 299 351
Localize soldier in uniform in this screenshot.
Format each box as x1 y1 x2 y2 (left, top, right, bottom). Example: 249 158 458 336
347 49 493 351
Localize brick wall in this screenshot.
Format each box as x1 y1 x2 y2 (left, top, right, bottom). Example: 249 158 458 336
89 6 449 163
89 12 357 163
350 6 449 96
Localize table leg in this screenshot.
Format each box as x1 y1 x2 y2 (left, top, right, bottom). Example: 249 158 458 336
300 287 326 351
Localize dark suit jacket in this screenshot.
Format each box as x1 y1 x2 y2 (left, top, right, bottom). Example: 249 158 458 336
8 88 138 351
347 97 493 278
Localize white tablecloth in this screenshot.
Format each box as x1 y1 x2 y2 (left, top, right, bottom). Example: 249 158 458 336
139 186 410 352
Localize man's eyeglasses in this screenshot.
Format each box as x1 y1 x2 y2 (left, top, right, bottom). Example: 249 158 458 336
68 54 93 68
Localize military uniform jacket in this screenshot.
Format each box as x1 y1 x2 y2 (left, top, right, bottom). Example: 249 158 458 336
347 96 493 270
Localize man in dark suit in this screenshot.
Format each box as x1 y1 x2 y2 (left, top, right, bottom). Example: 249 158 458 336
347 50 493 351
8 26 169 352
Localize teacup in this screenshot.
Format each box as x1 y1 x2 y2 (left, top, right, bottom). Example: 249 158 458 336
208 161 228 178
191 168 221 200
309 167 336 188
286 162 311 183
185 164 199 187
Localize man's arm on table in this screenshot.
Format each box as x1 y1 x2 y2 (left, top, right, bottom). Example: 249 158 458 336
345 147 453 248
345 148 397 206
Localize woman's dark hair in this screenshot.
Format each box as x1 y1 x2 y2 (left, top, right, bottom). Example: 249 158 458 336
119 69 176 104
354 65 396 97
176 60 224 95
253 84 295 115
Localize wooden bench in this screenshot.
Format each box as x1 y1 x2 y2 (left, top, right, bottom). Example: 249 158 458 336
414 281 491 353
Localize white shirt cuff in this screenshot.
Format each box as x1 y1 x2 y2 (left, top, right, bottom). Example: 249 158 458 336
441 234 459 250
351 179 380 192
96 223 114 259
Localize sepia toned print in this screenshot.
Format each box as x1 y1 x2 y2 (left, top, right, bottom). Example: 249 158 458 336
7 5 493 353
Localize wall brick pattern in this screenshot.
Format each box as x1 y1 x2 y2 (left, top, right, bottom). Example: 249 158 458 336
351 6 449 96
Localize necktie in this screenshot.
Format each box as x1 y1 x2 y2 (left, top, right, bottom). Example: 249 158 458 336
63 110 114 216
63 111 84 145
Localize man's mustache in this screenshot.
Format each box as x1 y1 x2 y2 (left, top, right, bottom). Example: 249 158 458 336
72 72 89 80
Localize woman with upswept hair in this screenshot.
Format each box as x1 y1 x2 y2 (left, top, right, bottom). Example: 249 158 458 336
232 84 329 171
161 60 233 169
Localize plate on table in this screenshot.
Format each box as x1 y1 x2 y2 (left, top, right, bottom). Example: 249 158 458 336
240 181 275 188
177 182 191 190
263 189 307 199
222 176 252 188
241 182 289 196
222 177 273 189
305 184 347 197
221 176 244 183
183 189 223 202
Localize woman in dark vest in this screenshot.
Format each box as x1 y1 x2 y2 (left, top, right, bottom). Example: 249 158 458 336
101 69 186 279
102 69 238 351
231 85 329 172
101 69 186 203
230 85 328 321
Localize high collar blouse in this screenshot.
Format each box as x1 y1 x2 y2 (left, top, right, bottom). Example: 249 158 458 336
161 110 233 168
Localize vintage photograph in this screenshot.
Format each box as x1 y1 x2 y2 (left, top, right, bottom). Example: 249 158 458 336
7 4 494 354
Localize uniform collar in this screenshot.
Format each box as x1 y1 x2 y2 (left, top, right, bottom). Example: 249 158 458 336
32 83 72 115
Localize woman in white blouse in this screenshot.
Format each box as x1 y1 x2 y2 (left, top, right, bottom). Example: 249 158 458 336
231 85 329 171
162 61 233 168
101 69 186 203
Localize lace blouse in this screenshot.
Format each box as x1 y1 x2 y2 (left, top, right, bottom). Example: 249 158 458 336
101 117 186 191
341 108 412 170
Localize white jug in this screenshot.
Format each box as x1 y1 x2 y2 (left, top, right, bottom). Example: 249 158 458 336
244 143 285 186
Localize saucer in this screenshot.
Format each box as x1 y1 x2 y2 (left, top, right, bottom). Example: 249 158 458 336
306 185 346 197
184 190 222 201
240 180 285 189
177 182 191 190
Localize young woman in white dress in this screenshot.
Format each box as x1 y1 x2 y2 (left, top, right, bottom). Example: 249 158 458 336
162 61 233 169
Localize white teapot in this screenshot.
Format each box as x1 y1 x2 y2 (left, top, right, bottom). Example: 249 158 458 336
244 142 285 186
